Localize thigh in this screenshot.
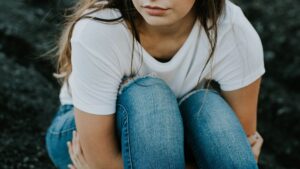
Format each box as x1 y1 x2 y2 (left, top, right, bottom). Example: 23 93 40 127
115 74 185 169
179 89 258 169
45 104 76 169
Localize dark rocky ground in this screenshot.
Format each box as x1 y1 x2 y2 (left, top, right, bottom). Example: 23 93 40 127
0 0 299 168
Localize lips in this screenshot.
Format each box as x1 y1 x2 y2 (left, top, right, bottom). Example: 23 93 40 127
144 5 168 10
143 5 169 16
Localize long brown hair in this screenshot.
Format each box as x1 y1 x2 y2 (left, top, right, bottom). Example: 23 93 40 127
51 0 225 91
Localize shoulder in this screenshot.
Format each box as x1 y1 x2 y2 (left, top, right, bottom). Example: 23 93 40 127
216 0 263 56
71 8 128 46
219 0 248 26
219 0 261 41
69 8 132 74
70 7 132 67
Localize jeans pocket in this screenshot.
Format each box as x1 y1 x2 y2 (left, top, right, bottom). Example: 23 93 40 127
47 107 76 135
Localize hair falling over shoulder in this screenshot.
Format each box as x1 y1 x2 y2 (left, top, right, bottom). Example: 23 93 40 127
49 0 225 90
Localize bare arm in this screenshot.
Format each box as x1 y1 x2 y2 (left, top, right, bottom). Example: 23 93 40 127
221 77 262 136
74 107 123 169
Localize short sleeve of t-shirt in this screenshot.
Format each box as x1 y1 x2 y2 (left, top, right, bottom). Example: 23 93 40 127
69 17 123 115
212 5 266 91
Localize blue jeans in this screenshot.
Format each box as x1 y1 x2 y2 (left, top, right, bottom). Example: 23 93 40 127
45 75 258 169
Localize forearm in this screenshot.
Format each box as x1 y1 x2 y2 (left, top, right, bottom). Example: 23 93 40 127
74 109 124 169
76 129 124 169
103 153 124 169
87 152 123 169
111 153 124 169
221 78 262 137
235 110 257 136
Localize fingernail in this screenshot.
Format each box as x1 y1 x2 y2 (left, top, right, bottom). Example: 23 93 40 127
68 164 72 168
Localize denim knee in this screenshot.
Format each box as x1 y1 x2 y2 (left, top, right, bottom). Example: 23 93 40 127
179 88 243 134
178 89 258 168
179 88 231 118
117 74 180 113
116 75 185 168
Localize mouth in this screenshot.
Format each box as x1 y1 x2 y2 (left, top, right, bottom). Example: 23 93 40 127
143 5 169 10
143 5 169 16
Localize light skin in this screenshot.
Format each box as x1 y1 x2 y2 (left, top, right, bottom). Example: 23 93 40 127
69 0 263 168
221 77 264 162
132 0 197 61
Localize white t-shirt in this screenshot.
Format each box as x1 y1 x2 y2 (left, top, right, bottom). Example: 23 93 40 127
59 0 266 115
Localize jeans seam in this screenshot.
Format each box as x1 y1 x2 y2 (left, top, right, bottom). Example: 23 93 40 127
118 104 134 169
48 127 76 135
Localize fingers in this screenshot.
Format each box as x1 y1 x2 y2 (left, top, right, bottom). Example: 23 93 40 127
67 134 80 168
252 132 264 161
67 130 90 169
248 131 264 163
68 164 77 169
247 132 258 146
74 130 80 156
68 131 82 168
73 131 88 166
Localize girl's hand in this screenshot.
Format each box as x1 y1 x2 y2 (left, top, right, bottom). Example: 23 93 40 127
247 131 264 163
67 130 91 169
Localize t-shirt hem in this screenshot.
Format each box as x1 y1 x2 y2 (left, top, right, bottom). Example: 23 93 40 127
220 67 266 91
60 100 74 106
72 100 116 115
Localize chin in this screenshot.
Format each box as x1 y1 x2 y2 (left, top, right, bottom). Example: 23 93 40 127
143 16 176 27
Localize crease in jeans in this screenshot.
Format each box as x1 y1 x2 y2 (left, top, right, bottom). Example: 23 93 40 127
178 88 218 106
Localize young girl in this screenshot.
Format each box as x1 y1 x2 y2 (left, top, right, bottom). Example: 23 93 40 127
46 0 265 168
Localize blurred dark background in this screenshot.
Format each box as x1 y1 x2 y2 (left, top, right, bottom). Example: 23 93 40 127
0 0 299 168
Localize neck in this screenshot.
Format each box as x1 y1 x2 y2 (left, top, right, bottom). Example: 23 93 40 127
137 8 197 39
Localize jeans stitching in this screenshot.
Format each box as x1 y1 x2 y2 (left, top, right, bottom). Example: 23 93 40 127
117 104 133 169
48 127 76 135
